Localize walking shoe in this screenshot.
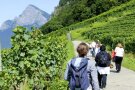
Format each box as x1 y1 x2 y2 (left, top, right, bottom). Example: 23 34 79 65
116 70 120 73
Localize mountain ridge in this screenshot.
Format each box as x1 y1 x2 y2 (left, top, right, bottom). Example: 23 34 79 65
0 4 50 48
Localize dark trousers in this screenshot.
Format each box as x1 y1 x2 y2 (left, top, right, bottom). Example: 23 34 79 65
98 73 107 88
115 56 123 72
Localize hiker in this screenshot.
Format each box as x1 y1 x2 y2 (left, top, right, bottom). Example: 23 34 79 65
86 43 93 58
95 45 111 89
114 43 124 73
91 41 96 57
64 42 99 90
94 44 100 57
94 40 101 57
111 49 116 62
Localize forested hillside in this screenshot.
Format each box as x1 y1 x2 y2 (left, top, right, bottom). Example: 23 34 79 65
40 0 130 34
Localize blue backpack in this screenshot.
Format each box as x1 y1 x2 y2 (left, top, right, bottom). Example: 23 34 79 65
68 58 90 90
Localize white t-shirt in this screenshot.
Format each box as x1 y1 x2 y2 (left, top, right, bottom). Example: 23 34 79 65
115 47 124 57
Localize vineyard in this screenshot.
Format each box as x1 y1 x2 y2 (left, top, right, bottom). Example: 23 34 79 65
82 12 135 52
66 0 135 52
58 0 135 32
44 0 135 44
0 26 70 89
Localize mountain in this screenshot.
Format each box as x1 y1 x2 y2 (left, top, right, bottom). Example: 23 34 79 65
0 20 15 31
0 4 50 48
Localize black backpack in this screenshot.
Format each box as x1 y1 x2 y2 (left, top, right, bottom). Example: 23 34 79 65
98 51 109 67
68 58 90 90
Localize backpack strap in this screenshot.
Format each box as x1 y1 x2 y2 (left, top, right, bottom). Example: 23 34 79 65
78 58 88 71
70 57 88 71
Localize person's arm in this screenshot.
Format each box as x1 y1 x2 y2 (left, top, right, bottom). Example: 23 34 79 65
114 47 117 54
108 53 111 66
122 48 124 57
111 50 115 59
88 61 100 90
95 53 99 63
108 53 111 61
64 60 71 80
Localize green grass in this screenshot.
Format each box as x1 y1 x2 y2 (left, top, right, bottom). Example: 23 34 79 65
71 28 88 41
66 40 75 61
122 53 135 71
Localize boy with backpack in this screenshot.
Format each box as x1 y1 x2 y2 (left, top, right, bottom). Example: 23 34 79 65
95 45 111 89
64 42 99 90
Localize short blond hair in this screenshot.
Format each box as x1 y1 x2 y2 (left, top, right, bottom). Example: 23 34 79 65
117 43 123 48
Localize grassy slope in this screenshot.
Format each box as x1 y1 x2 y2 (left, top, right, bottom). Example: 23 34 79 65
66 41 75 61
71 1 135 40
67 0 135 71
123 54 135 71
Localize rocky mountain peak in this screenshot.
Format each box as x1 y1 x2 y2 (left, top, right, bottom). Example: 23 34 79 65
15 4 50 27
0 4 50 48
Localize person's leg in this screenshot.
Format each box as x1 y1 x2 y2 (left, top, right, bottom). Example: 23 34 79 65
115 56 119 71
93 48 95 57
117 57 123 72
98 72 102 88
102 74 107 88
115 62 118 71
91 48 95 57
113 56 116 62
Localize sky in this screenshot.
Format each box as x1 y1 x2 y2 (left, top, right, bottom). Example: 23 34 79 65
0 0 60 25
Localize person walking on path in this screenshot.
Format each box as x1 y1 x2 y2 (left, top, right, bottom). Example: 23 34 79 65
95 45 111 89
111 49 116 62
94 44 100 57
114 43 124 73
64 42 99 90
91 41 96 57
